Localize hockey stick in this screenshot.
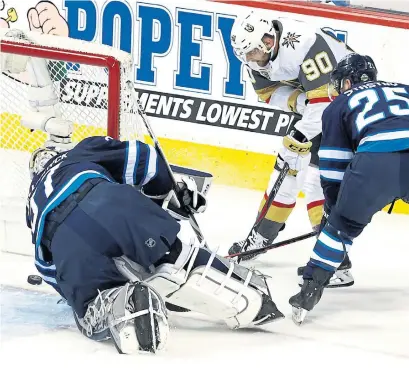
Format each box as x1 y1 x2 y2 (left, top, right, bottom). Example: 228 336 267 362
237 162 290 263
226 231 317 259
127 82 207 246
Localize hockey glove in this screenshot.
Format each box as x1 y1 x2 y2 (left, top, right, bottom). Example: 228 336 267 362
165 177 208 221
277 130 312 176
175 177 207 214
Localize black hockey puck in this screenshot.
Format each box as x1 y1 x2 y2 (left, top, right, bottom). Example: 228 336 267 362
27 274 43 285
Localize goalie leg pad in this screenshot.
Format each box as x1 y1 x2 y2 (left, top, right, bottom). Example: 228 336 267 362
144 220 284 328
75 282 169 354
147 264 263 329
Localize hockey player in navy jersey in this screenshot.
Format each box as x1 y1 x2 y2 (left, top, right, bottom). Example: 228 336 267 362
26 132 284 353
2 42 284 353
289 53 409 324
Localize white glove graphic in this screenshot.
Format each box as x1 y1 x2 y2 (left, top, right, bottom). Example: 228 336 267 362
27 1 69 36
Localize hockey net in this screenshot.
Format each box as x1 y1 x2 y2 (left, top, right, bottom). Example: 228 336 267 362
0 29 145 253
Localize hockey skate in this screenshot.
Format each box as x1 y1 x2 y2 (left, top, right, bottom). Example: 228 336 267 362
228 229 269 261
252 292 285 325
289 264 333 325
297 254 354 288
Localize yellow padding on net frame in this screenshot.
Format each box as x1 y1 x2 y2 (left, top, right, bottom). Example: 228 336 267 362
2 115 408 214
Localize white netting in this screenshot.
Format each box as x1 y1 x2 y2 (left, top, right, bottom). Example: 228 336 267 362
0 29 145 205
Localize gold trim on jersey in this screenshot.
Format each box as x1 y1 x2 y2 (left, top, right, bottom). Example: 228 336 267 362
258 200 295 223
306 83 330 100
307 203 324 227
255 83 283 102
288 89 304 113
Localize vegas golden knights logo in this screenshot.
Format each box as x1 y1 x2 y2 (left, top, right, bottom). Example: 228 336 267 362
244 23 254 32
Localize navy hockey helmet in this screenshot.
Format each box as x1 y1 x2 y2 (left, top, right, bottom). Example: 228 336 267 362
330 53 378 94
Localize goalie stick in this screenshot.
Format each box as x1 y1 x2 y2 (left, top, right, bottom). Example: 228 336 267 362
225 231 317 259
127 82 208 247
237 162 290 263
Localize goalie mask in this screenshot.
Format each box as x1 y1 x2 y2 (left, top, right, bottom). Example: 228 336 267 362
29 146 64 179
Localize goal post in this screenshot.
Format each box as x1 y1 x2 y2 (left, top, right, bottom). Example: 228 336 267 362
0 28 144 255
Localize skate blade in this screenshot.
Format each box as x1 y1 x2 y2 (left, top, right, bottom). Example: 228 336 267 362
298 271 355 289
326 270 354 288
253 311 285 326
291 307 308 326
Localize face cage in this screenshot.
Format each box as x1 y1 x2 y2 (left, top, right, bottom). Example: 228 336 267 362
29 148 59 179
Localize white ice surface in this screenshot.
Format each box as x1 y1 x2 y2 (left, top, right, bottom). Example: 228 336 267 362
1 184 409 369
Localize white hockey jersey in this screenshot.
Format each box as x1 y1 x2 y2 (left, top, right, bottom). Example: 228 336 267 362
245 18 353 140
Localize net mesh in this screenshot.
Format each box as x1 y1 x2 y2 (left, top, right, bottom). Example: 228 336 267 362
0 29 145 204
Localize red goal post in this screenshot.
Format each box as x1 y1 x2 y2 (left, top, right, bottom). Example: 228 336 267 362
0 28 144 210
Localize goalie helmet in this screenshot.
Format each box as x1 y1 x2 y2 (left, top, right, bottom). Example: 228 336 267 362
230 10 276 62
29 144 67 179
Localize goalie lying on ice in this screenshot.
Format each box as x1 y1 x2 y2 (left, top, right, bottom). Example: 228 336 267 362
10 37 284 355
26 134 284 354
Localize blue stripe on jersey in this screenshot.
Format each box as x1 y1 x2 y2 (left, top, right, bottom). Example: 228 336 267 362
122 141 129 182
357 129 409 152
150 152 159 183
35 259 56 271
321 229 352 246
142 144 150 185
319 157 351 163
35 263 59 288
319 168 345 182
124 141 139 185
34 171 112 264
142 145 158 186
309 258 337 271
320 175 342 183
319 160 350 170
313 240 345 263
310 226 352 270
318 147 354 161
133 141 141 185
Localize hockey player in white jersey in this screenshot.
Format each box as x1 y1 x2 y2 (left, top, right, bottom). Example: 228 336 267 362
229 10 354 287
16 49 284 355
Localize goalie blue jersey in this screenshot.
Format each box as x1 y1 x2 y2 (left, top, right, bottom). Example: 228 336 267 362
318 81 409 207
26 136 173 287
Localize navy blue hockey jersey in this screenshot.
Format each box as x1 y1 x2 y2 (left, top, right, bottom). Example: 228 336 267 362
26 136 173 290
318 81 409 208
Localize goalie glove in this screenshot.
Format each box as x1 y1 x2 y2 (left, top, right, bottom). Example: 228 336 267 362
175 177 207 213
276 130 312 176
165 177 207 220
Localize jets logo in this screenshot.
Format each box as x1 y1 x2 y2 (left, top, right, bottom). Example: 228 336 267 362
282 32 301 49
244 23 254 32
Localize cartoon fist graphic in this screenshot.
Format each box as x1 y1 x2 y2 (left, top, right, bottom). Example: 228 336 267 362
27 1 68 36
